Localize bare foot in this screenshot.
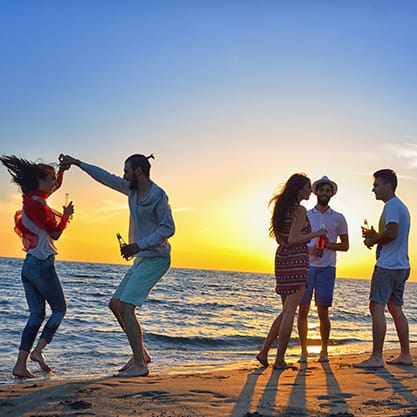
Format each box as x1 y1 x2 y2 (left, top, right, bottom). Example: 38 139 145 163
118 357 134 372
256 354 269 367
273 360 292 370
386 354 413 366
118 351 152 372
12 367 35 379
298 354 308 363
318 352 329 363
115 363 149 378
353 357 384 369
30 351 52 373
144 349 152 364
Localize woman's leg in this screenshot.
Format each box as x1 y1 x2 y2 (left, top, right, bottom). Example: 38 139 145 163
257 295 286 366
13 350 35 379
31 257 67 372
274 290 304 368
14 257 46 378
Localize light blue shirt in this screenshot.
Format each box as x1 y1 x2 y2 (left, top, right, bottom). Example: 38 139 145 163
376 196 410 270
80 162 175 259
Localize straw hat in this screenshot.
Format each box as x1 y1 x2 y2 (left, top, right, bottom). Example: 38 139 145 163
312 176 338 195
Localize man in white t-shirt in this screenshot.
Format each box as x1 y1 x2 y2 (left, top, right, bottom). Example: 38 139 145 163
354 169 412 368
297 176 349 363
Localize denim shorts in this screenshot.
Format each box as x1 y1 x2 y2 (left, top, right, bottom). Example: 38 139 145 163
299 266 336 307
370 266 410 306
113 257 170 307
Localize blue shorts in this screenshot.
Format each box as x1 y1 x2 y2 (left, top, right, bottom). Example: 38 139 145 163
299 266 336 307
370 266 410 306
113 257 170 307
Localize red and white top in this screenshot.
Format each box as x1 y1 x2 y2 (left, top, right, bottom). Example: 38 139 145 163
14 190 68 260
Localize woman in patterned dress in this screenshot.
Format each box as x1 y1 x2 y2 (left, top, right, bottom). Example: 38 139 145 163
257 173 326 369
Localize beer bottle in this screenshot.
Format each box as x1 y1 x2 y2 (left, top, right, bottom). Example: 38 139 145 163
116 232 132 261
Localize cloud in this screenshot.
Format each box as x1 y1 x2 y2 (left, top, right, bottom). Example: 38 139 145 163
85 202 195 223
97 201 195 214
384 142 417 169
172 207 194 213
96 200 128 213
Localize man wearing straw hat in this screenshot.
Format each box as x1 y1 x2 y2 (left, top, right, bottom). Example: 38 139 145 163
297 176 349 363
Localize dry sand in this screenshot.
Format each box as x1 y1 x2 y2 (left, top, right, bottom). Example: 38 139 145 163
1 348 417 417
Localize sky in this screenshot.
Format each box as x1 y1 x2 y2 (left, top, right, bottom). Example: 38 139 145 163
1 1 417 280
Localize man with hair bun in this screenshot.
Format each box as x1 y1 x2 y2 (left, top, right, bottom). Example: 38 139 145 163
59 153 175 377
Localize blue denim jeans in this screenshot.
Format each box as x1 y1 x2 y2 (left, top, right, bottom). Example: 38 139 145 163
19 254 67 352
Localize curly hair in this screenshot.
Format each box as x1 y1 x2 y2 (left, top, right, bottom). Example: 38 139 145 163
269 173 311 238
0 155 55 194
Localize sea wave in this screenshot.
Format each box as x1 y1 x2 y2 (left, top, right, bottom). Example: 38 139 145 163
1 257 417 383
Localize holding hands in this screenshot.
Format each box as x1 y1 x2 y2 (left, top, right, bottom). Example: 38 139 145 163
59 154 81 167
58 154 76 219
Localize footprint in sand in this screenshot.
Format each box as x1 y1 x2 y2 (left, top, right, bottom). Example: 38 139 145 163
61 399 93 410
189 389 229 399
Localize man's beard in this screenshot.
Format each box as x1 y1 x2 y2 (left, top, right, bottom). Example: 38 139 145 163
129 178 138 190
317 196 330 207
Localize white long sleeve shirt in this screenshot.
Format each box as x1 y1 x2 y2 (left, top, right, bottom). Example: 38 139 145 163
80 162 175 259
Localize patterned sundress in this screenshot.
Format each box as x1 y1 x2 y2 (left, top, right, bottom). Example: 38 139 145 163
275 204 311 295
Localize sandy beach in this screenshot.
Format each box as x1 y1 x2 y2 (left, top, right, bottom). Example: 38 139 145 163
1 348 417 417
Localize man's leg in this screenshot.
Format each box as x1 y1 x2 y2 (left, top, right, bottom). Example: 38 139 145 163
109 298 125 330
317 306 330 362
386 303 412 365
117 301 149 377
315 267 336 362
113 257 170 376
297 303 310 361
353 301 386 368
109 297 151 371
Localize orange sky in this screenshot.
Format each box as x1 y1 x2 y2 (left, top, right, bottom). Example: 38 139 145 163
0 165 415 281
1 2 417 281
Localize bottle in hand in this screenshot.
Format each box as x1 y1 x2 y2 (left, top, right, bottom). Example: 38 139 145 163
116 232 132 261
316 223 325 255
65 193 73 220
362 218 371 238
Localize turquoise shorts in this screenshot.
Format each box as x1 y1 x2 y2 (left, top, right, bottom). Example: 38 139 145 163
113 257 170 307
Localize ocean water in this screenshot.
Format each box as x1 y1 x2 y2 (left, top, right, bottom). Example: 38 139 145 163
1 256 417 384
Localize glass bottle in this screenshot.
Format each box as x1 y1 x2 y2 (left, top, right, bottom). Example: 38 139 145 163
116 232 132 261
316 223 325 251
65 193 73 220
